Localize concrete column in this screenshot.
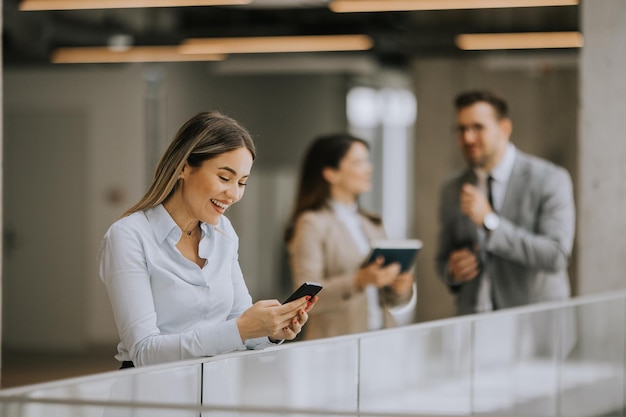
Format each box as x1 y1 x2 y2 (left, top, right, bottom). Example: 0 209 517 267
578 0 626 294
1 0 4 379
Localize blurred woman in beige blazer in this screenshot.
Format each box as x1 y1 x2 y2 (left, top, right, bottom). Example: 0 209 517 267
285 133 415 340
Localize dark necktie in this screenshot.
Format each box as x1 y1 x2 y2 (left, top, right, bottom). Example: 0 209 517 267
487 175 495 212
487 174 497 309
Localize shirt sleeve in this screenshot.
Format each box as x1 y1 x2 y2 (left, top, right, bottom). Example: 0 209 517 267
485 165 575 272
219 231 277 350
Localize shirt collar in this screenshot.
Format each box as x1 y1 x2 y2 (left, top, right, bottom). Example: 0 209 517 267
473 143 516 184
491 143 516 184
329 199 359 218
145 204 213 244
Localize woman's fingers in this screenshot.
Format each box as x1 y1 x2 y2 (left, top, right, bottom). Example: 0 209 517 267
305 296 318 312
240 298 313 341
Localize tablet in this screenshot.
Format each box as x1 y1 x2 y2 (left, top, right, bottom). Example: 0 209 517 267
364 239 423 273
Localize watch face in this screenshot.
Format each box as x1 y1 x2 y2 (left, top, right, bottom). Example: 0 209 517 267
484 212 500 231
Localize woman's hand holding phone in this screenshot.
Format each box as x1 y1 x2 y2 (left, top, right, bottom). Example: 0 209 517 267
236 283 321 342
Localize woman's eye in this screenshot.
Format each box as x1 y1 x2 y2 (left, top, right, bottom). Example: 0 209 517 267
238 182 248 187
219 176 230 182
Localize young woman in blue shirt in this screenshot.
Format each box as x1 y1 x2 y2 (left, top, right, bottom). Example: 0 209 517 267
99 111 316 367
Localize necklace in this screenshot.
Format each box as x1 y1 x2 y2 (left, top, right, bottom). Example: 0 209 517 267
183 224 199 239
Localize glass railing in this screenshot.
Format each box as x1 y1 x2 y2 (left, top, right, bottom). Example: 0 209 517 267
1 290 625 417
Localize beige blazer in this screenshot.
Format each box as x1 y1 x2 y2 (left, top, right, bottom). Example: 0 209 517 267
288 207 411 340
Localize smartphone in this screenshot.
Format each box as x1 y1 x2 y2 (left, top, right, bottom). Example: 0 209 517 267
282 282 323 304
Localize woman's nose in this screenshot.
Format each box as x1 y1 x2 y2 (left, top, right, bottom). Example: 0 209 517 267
225 182 242 201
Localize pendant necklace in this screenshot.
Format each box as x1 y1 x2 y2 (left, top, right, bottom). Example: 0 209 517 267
183 223 199 239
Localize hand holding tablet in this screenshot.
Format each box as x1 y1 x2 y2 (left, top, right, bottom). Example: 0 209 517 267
364 239 423 273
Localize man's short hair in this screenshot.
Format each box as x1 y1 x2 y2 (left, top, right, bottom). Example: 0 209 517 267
455 90 509 119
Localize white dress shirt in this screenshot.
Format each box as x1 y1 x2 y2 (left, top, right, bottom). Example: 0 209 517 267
330 200 384 330
98 204 273 366
474 143 516 312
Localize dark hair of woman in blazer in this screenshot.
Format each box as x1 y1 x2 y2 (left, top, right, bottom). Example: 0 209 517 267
284 133 381 243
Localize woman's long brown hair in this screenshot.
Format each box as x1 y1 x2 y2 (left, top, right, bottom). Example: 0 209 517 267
284 133 380 242
122 111 255 218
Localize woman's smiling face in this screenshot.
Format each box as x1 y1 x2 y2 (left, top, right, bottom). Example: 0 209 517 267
329 141 373 198
180 146 253 225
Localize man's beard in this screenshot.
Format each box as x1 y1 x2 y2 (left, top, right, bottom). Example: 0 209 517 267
464 151 488 169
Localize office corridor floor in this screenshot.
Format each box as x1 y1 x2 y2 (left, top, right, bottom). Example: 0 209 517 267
1 347 119 389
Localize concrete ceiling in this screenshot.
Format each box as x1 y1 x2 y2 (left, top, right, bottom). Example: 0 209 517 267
3 0 580 68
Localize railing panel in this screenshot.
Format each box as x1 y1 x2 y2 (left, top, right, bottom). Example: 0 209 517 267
359 321 473 415
559 299 626 417
0 363 201 417
472 309 561 417
202 338 359 416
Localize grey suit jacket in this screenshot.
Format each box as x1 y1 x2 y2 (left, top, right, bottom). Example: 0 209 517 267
436 150 575 315
288 207 411 339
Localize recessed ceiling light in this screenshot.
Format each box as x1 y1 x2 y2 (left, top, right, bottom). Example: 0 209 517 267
179 35 374 54
329 0 578 13
19 0 251 11
51 46 226 64
455 32 583 50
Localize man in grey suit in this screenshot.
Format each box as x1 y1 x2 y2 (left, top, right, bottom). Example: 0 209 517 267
437 90 575 315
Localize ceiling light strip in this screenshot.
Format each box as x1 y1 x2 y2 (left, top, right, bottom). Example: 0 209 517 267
455 32 583 50
180 35 374 54
329 0 578 13
51 46 226 64
20 0 250 11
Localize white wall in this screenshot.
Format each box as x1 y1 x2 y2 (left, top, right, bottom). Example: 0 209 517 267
4 66 147 346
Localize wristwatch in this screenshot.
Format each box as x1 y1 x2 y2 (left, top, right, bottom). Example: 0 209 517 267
483 212 500 231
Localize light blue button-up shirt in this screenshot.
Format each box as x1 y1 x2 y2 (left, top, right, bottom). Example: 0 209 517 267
98 204 273 366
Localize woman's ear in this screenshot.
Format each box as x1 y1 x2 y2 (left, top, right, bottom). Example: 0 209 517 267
179 162 191 180
322 167 337 184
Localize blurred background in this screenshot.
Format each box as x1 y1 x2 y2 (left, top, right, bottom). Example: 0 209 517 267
2 0 619 387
